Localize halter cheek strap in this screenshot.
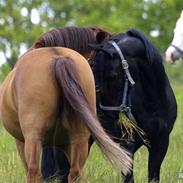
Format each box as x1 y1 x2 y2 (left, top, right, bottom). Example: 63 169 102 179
99 40 136 123
109 41 135 85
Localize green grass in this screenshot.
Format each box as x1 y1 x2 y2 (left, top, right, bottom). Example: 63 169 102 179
1 63 183 182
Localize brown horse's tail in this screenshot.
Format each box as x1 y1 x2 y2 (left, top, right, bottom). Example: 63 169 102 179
52 56 131 175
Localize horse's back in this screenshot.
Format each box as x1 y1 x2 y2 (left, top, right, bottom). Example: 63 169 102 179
15 47 95 110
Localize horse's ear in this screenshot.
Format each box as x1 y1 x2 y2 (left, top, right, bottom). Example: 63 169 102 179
96 31 111 43
90 27 111 43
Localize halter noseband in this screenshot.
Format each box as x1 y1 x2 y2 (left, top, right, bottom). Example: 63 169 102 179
98 40 136 122
171 44 183 55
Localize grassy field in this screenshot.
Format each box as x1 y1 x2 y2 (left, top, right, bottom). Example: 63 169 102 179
0 62 183 183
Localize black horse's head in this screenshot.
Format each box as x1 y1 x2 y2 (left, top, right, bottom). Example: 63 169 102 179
91 29 163 120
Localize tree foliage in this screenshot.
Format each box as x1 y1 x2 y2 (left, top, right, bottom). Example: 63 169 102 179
0 0 182 69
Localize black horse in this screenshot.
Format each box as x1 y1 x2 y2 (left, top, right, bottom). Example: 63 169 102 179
91 29 177 183
42 29 177 183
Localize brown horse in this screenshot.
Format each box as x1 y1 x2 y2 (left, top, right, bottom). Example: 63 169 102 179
0 47 131 183
21 26 114 182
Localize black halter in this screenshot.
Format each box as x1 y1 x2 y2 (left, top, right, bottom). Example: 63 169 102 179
98 40 136 122
169 44 183 62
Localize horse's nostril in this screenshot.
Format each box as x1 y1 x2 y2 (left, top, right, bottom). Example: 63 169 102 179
170 52 175 62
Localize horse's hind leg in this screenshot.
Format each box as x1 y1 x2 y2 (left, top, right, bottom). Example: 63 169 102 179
68 138 89 183
65 113 90 183
41 146 57 180
148 134 169 183
16 139 28 172
42 145 70 183
24 135 42 183
54 146 70 183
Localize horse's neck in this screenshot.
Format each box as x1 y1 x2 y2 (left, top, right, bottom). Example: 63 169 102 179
133 66 172 120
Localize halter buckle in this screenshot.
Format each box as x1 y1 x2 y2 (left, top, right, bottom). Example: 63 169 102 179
120 105 130 112
122 60 129 69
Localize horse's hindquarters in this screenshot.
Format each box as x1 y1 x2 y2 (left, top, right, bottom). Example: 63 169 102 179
0 69 24 140
15 65 59 143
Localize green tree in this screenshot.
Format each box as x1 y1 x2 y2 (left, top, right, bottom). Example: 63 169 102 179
0 0 182 69
0 0 44 68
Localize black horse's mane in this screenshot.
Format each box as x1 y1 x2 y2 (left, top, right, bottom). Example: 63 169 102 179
125 29 167 93
127 29 163 64
32 27 108 54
